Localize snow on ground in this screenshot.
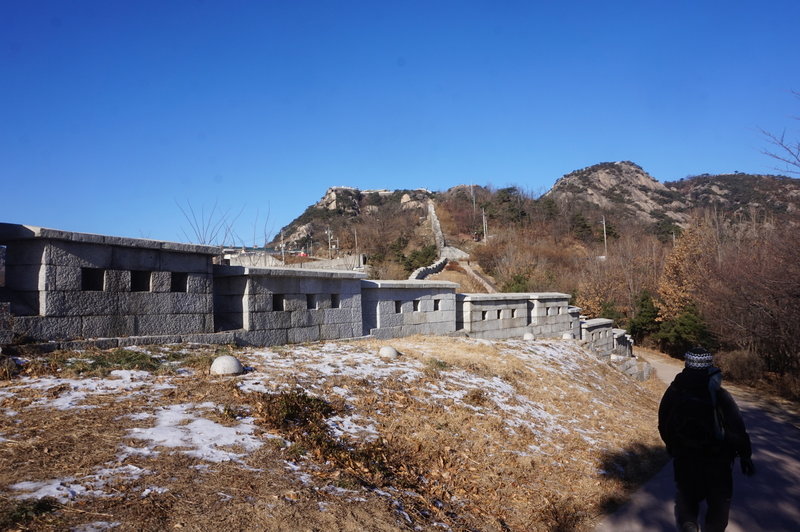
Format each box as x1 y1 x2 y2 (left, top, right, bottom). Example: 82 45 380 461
2 338 630 507
127 403 264 463
6 370 174 410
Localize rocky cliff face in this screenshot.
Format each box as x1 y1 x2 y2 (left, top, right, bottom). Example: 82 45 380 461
545 161 800 226
274 187 433 250
545 161 690 224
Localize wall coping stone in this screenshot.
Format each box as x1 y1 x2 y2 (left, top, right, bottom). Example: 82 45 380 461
214 264 368 280
583 318 614 328
0 223 221 255
361 279 458 289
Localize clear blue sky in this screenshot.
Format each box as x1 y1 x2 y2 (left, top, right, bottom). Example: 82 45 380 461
3 1 799 244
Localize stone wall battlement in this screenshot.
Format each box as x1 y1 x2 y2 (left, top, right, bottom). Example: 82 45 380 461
0 223 623 356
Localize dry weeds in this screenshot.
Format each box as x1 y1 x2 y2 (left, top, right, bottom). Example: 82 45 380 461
0 338 668 531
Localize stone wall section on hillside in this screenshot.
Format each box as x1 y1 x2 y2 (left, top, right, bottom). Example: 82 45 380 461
457 292 573 340
0 223 632 362
582 318 615 355
0 224 218 341
361 280 457 339
214 265 366 345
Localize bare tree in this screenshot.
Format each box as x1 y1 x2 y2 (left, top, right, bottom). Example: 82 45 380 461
762 90 800 175
175 199 244 246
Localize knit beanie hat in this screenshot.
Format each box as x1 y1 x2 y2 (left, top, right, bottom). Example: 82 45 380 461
685 347 713 369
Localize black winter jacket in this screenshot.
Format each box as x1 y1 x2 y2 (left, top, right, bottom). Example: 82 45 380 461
658 367 752 460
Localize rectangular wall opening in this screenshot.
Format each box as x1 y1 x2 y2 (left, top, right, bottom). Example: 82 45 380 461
81 268 105 291
394 300 402 313
170 272 188 293
131 270 152 292
413 300 420 312
481 311 488 321
433 299 440 311
306 294 317 310
331 293 340 308
496 309 502 320
273 294 285 311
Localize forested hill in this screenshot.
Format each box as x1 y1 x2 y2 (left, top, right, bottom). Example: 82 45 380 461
271 163 799 255
544 161 800 228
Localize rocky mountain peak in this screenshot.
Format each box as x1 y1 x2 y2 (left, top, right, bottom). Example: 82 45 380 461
546 161 689 225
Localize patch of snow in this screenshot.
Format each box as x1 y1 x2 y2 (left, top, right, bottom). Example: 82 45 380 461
14 372 173 410
140 486 169 497
72 521 121 532
326 414 380 441
117 445 159 460
11 478 104 502
128 403 263 462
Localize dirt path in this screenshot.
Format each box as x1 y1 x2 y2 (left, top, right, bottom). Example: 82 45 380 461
595 351 800 531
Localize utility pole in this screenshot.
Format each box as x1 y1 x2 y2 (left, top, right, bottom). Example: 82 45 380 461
602 216 608 257
482 208 488 242
281 230 285 263
327 225 332 259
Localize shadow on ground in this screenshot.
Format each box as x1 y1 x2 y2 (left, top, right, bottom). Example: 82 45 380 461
596 443 670 514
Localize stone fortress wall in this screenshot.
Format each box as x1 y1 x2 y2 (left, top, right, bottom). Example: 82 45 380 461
0 223 633 365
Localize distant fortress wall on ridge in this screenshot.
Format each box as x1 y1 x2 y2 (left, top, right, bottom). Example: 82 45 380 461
0 223 628 360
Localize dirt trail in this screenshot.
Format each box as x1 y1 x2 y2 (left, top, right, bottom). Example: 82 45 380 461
595 351 800 531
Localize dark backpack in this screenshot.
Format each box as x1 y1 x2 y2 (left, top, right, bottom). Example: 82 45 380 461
669 386 726 453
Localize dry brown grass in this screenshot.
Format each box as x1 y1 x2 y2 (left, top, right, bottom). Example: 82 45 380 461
0 338 668 531
429 267 491 293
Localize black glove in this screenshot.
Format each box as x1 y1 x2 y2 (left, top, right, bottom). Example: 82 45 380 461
740 457 756 477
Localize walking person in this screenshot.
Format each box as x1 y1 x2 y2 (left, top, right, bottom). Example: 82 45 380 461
658 347 756 532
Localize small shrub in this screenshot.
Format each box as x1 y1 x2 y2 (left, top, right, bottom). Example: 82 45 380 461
716 350 766 384
0 497 60 529
424 357 449 376
63 348 161 377
254 389 335 430
542 494 588 532
463 388 487 406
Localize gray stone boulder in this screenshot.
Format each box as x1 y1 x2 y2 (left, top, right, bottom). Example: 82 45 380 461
379 346 401 359
210 355 245 375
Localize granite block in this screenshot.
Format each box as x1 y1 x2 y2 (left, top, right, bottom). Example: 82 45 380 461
45 241 112 268
187 274 212 294
149 271 171 293
42 291 120 317
110 246 159 271
160 251 210 273
121 292 173 315
291 309 324 328
13 316 82 341
136 313 207 336
288 325 320 344
172 292 212 314
81 315 135 338
234 328 288 347
104 270 130 292
248 311 291 331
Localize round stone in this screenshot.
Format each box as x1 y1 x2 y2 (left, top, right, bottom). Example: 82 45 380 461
210 355 245 375
523 333 535 340
378 346 401 359
562 332 574 340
